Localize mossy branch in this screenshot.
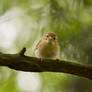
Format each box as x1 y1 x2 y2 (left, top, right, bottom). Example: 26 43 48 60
0 48 92 80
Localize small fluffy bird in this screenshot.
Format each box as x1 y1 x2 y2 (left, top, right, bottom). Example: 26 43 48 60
34 32 60 59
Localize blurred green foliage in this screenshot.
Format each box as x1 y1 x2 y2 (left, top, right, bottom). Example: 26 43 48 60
0 0 92 92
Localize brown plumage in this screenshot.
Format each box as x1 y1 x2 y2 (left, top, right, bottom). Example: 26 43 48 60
34 32 60 59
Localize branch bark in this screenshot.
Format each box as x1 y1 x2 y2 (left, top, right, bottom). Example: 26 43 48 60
0 48 92 80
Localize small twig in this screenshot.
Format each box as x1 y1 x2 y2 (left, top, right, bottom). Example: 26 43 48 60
19 48 26 56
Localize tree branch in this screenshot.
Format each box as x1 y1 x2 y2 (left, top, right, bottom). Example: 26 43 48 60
0 48 92 80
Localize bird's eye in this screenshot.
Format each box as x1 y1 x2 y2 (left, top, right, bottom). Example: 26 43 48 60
53 37 56 40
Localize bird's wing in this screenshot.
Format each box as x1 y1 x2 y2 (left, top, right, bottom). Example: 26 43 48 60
34 39 42 51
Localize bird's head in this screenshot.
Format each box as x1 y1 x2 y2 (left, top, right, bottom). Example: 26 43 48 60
43 32 57 43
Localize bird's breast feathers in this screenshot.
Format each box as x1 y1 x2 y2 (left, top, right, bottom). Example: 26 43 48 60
35 41 59 58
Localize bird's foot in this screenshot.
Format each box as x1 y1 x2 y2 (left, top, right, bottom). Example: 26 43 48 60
40 57 44 62
56 58 60 61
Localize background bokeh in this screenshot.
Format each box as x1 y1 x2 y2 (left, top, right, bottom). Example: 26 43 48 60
0 0 92 92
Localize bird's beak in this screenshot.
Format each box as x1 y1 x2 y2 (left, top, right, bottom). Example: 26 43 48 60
49 36 53 40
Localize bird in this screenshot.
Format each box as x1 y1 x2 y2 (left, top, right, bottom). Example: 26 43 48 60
34 32 60 59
